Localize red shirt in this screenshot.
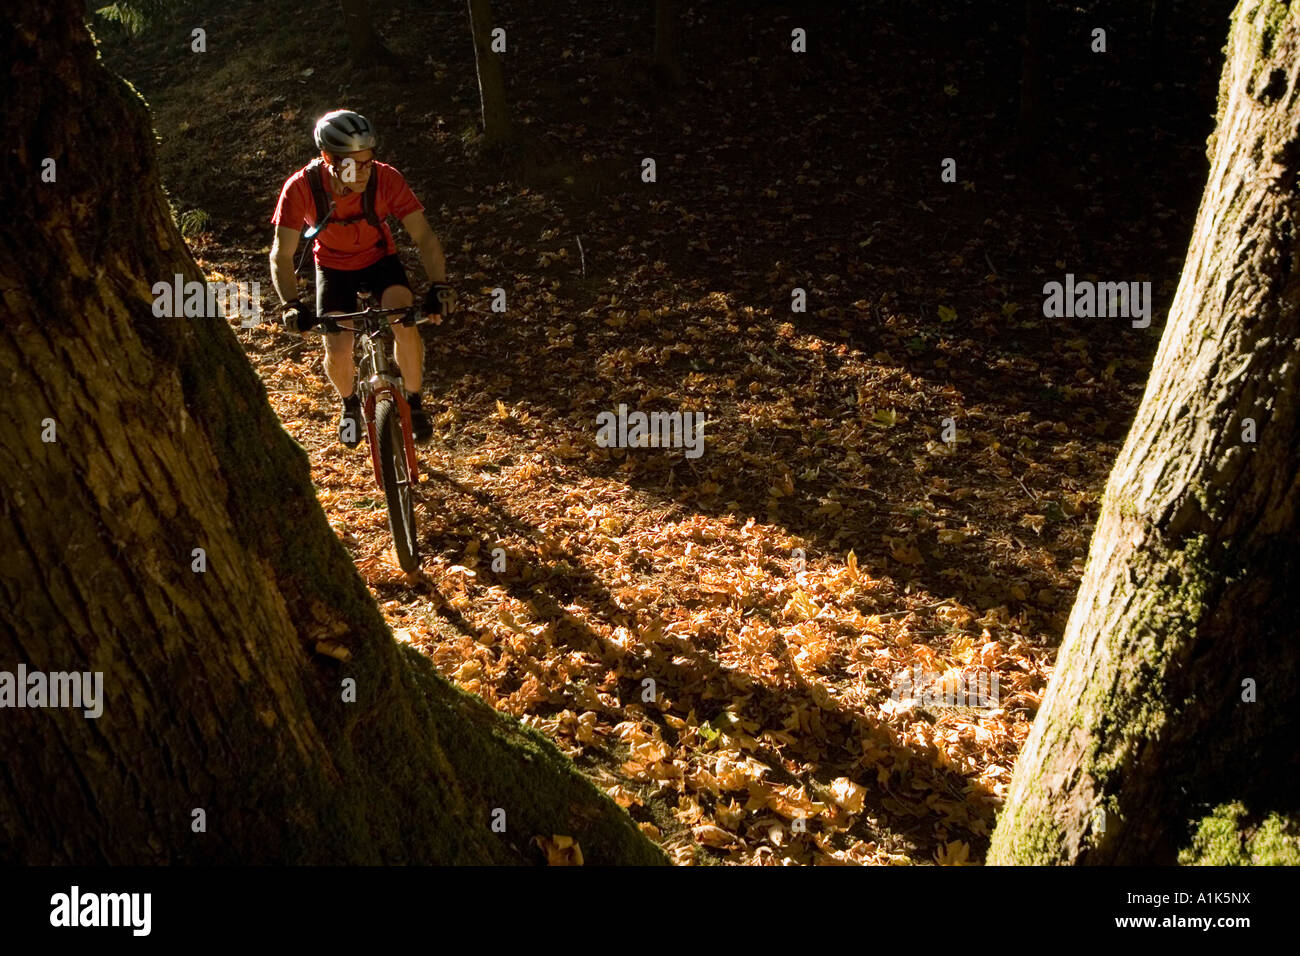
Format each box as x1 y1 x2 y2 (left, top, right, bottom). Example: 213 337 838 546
271 161 424 270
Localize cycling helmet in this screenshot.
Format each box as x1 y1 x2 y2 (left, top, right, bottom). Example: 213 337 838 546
313 110 376 153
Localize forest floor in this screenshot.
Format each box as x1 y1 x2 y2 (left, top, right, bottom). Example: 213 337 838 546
98 0 1232 864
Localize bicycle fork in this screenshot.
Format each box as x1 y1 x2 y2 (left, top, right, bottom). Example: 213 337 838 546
362 385 421 493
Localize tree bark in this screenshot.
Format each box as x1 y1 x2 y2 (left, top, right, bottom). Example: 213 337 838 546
990 0 1300 864
0 0 663 866
466 0 511 147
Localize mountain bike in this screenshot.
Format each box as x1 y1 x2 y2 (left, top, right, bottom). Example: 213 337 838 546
311 302 432 573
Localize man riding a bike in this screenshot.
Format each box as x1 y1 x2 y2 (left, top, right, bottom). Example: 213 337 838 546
269 108 453 446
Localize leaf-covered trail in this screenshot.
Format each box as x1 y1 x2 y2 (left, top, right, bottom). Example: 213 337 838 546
259 325 1057 864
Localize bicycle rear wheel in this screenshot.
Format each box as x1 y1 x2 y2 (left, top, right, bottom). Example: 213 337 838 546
374 397 419 572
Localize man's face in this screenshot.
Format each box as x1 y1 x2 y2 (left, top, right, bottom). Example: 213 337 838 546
325 149 375 191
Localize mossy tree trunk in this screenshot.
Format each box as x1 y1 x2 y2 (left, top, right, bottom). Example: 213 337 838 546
0 0 663 866
466 0 511 147
990 0 1300 865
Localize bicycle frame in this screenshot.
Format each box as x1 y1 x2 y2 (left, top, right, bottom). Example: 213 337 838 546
326 306 427 492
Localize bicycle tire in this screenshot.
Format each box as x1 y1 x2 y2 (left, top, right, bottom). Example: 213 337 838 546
374 397 420 572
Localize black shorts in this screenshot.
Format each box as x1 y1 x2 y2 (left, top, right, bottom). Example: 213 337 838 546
316 254 411 316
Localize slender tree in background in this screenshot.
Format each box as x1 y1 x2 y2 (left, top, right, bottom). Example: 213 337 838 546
0 0 662 866
1146 0 1170 90
1016 0 1045 154
652 0 686 88
339 0 393 64
991 0 1300 864
467 0 511 147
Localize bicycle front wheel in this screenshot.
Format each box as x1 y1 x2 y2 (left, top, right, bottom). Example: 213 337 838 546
374 398 420 572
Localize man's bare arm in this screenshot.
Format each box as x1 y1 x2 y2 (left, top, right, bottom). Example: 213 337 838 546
269 226 303 303
399 211 447 283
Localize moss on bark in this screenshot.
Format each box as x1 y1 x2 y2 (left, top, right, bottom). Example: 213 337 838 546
1179 802 1300 865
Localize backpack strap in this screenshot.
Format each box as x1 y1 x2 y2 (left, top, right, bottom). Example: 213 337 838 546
304 158 333 232
361 164 381 228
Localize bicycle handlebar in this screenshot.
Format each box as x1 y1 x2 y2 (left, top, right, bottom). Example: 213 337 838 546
306 305 435 334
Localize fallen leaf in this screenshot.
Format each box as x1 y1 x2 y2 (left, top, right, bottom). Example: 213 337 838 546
313 640 351 661
692 824 737 847
829 777 866 814
534 834 584 866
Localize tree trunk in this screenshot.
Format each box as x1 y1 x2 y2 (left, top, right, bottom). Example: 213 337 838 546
652 0 686 89
1147 0 1169 87
990 0 1300 865
339 0 393 65
466 0 511 147
1016 0 1044 156
0 0 662 866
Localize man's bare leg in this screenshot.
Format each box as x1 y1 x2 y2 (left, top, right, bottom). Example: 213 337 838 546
322 318 363 447
322 322 356 398
380 285 422 393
